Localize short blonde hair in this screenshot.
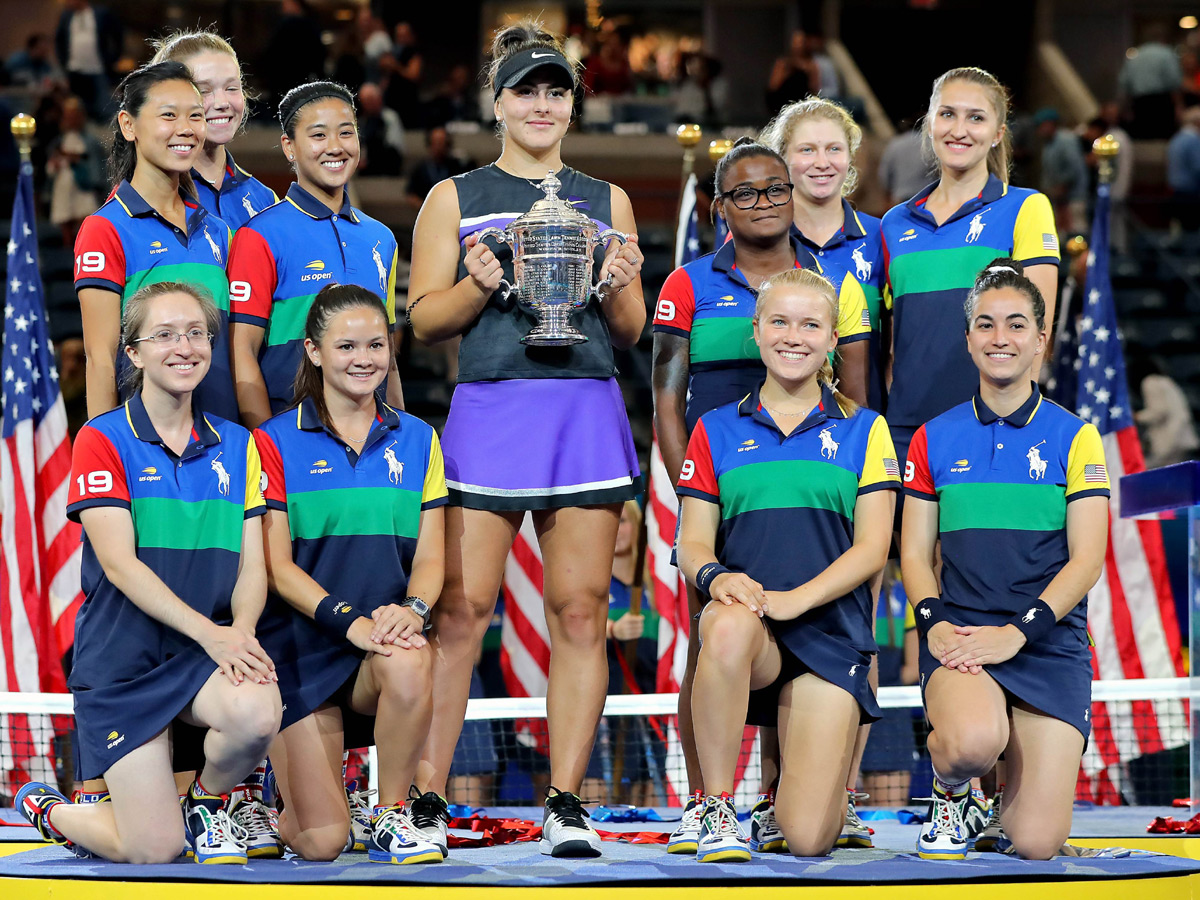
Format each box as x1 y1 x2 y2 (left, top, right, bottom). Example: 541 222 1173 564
759 97 863 196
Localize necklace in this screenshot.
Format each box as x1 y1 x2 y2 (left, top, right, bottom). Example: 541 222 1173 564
761 401 812 419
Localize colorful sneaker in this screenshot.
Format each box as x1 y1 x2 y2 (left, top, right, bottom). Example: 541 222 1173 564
408 787 450 858
666 791 704 855
973 786 1011 853
368 803 443 864
540 787 602 858
696 794 750 863
229 791 283 859
916 786 969 860
749 791 787 853
184 785 249 865
962 788 991 840
16 782 69 845
345 780 376 852
837 790 874 848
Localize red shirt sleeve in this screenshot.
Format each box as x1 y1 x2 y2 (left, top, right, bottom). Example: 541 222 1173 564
227 226 278 326
903 424 936 499
253 428 287 509
676 418 718 501
652 267 696 337
73 215 126 295
66 425 130 520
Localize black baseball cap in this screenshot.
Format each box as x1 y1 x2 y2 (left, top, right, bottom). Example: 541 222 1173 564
493 47 575 100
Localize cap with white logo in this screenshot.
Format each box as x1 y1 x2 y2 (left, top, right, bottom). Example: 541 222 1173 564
494 47 575 100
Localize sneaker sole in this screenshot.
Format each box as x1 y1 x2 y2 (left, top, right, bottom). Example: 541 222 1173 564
697 846 752 863
246 845 284 859
836 835 874 849
539 837 602 858
194 853 249 865
750 838 788 853
666 838 698 855
368 848 444 864
917 848 967 860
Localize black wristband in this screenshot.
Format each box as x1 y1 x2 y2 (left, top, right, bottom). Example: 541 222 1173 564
913 597 948 636
313 594 362 640
695 562 731 599
1009 599 1056 645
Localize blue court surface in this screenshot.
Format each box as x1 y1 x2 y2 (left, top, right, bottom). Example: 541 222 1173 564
1 805 1198 886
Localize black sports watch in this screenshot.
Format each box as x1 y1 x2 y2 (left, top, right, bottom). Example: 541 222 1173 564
399 596 432 632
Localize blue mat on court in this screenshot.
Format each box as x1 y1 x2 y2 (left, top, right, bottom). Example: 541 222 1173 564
1 806 1198 885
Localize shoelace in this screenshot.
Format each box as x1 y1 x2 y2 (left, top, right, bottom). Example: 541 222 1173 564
929 793 967 838
232 799 276 840
547 793 590 830
706 800 741 838
408 788 448 828
680 798 704 828
982 789 1004 831
201 808 249 849
348 785 377 820
377 807 424 844
845 792 869 828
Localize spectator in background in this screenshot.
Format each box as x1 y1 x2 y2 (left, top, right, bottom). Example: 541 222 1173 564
1166 105 1200 230
1135 358 1200 469
406 125 471 207
358 7 393 82
808 34 840 98
357 81 405 176
673 54 728 129
878 116 932 206
766 30 818 116
260 0 326 112
1084 106 1133 252
55 336 88 437
1181 47 1200 108
54 0 123 121
1118 21 1183 139
585 25 634 96
7 34 62 89
46 95 103 247
1035 107 1088 233
382 21 423 128
424 64 478 126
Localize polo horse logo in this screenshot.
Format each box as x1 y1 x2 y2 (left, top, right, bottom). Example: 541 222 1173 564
851 243 872 281
242 194 257 218
1027 440 1047 481
372 241 388 292
1021 607 1040 624
819 427 839 460
202 225 222 263
383 442 403 484
211 452 231 496
965 210 988 243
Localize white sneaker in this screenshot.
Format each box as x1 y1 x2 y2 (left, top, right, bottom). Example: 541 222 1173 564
184 791 249 865
345 780 376 852
973 785 1011 853
368 803 443 864
697 794 750 863
540 787 602 858
749 791 787 853
229 792 283 859
408 787 450 858
837 790 874 848
917 787 969 860
667 791 703 854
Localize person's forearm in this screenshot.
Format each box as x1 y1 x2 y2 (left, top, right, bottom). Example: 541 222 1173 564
104 555 217 645
232 346 274 430
405 555 443 607
837 341 869 407
1037 554 1105 620
267 555 332 619
84 357 118 420
230 563 268 631
785 540 888 612
386 349 405 410
408 279 490 344
900 548 940 604
601 289 646 350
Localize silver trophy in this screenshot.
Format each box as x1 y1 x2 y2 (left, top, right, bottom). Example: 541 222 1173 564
468 171 628 346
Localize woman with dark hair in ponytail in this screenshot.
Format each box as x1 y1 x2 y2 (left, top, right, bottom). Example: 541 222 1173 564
406 19 645 858
228 81 402 431
74 61 238 422
254 283 445 864
902 259 1107 861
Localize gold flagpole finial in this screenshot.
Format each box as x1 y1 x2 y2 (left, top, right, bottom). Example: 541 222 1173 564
10 114 35 161
708 138 734 164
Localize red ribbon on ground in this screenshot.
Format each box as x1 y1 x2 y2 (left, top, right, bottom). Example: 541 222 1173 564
446 815 669 848
1147 814 1200 833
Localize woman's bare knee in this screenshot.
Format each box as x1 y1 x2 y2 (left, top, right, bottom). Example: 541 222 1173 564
122 829 186 864
290 825 350 862
699 604 763 666
933 719 1005 776
374 648 432 703
546 593 607 647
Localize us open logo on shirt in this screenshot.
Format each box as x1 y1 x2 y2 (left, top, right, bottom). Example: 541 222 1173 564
737 439 759 453
301 259 333 283
310 458 334 475
950 458 971 474
149 240 168 256
105 730 125 750
139 465 162 483
898 228 919 243
716 294 738 308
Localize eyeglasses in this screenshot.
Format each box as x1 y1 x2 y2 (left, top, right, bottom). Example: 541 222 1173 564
720 183 794 210
131 328 214 346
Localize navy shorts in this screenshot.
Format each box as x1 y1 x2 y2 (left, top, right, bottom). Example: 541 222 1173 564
746 631 880 727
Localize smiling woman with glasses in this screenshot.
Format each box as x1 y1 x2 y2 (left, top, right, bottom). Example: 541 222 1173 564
651 137 871 854
132 327 215 346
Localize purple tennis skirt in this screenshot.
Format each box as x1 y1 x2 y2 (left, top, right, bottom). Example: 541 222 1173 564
441 377 641 511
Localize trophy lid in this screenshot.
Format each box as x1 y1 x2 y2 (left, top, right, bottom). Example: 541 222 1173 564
511 171 594 231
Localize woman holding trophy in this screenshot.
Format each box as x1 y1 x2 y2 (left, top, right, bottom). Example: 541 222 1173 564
405 20 645 858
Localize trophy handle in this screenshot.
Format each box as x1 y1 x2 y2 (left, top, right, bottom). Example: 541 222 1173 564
592 229 629 298
464 227 515 306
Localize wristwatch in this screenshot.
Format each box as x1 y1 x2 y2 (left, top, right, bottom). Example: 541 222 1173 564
399 596 432 632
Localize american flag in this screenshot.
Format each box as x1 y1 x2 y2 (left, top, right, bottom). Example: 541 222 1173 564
1 158 83 795
1072 182 1186 803
498 515 550 755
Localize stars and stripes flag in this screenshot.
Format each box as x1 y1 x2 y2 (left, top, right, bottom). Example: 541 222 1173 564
1073 182 1186 803
498 515 550 755
1 158 83 794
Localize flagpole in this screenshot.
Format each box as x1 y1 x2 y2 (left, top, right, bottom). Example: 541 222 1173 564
11 113 35 162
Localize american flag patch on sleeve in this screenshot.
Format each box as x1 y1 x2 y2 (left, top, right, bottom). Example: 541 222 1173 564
1084 464 1107 483
861 309 872 328
883 458 901 477
1043 232 1059 251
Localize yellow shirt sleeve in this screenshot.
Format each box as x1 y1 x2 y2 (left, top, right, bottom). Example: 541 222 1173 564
385 246 399 327
1013 192 1061 263
422 429 449 507
860 415 902 490
244 437 265 514
837 274 871 343
1065 422 1110 498
904 603 916 630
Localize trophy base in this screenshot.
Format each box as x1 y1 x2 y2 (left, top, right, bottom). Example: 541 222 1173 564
520 327 589 347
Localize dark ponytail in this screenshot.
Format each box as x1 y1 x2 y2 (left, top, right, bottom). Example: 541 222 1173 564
278 80 356 138
293 283 390 430
964 257 1046 331
109 61 200 193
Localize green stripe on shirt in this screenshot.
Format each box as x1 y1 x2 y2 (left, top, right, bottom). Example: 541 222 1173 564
888 245 1007 300
718 459 859 519
938 481 1066 533
287 485 421 540
130 496 244 553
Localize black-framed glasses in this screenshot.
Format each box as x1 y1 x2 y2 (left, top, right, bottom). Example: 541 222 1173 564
720 183 794 209
132 328 214 346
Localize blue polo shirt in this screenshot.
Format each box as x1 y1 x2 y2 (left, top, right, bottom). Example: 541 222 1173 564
904 384 1109 641
678 383 900 664
227 183 399 413
881 174 1060 429
653 233 869 432
254 396 447 729
794 200 887 411
191 149 279 231
73 180 237 422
